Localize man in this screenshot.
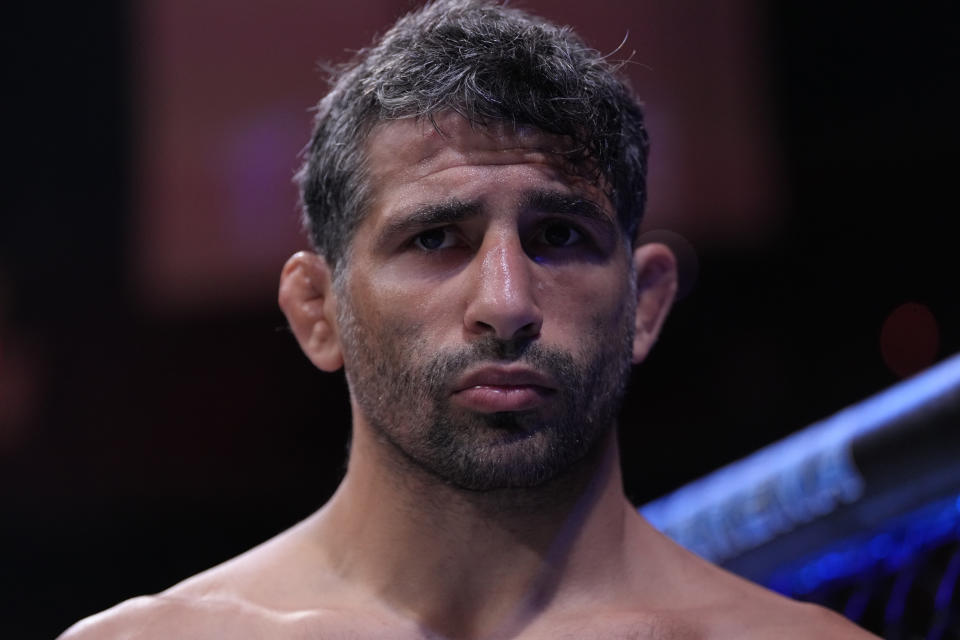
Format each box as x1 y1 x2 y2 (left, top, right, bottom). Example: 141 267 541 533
62 1 877 637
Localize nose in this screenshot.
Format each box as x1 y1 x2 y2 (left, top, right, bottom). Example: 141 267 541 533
463 234 543 341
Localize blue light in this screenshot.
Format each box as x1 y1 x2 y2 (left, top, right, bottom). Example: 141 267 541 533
868 533 892 559
843 585 872 622
934 550 960 611
641 351 960 565
884 569 915 625
763 493 960 597
885 545 913 573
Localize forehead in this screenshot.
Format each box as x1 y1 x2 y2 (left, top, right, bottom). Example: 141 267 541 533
368 113 578 169
362 113 606 213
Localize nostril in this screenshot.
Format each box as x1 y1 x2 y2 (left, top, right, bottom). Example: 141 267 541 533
465 306 542 342
516 321 540 339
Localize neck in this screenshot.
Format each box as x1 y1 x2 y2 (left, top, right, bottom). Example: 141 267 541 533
311 416 633 639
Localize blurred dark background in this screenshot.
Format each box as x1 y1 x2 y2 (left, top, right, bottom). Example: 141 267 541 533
3 1 958 637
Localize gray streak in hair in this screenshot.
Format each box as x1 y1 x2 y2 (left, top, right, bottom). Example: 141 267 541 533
295 0 650 274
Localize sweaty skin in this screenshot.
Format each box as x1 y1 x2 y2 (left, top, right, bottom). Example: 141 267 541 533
60 114 878 640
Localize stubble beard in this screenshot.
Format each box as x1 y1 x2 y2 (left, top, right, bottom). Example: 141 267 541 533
337 291 636 493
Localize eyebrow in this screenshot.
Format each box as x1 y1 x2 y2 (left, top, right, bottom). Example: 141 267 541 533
520 190 616 227
375 198 480 247
374 190 615 249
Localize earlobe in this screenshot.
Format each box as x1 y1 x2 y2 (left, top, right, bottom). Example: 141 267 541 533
631 243 678 364
278 251 344 372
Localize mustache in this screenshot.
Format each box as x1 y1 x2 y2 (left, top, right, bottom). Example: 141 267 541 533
422 337 581 397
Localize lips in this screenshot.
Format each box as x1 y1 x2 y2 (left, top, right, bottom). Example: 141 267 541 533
451 366 556 413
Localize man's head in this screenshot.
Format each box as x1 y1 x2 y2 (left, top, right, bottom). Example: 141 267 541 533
295 0 650 274
280 1 676 492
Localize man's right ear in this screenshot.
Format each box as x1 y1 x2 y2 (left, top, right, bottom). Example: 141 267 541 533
278 251 344 372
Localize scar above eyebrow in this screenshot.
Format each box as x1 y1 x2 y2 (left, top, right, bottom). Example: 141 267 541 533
375 198 481 246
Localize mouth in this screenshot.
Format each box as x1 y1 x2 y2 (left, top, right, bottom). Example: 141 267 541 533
451 366 557 413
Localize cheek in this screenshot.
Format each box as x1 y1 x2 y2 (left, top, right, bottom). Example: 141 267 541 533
353 276 444 345
542 266 631 324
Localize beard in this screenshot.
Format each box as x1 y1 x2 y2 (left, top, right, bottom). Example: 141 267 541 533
337 292 635 492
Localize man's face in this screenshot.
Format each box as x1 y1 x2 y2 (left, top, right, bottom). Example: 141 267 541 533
335 113 638 491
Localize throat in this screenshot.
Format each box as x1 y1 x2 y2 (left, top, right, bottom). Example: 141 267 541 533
316 427 627 636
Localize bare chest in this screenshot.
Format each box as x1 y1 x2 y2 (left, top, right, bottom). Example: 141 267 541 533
170 611 706 640
278 611 704 640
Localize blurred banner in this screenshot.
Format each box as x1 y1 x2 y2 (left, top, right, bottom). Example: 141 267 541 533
134 0 781 312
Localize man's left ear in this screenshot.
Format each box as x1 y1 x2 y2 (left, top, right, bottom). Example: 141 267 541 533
630 242 678 364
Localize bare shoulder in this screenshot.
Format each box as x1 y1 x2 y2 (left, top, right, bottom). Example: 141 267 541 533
697 578 880 639
56 594 210 640
55 518 407 639
56 593 314 640
55 590 391 640
542 596 875 640
770 599 879 639
621 520 878 638
56 539 291 638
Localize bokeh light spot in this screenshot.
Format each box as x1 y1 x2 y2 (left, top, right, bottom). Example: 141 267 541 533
880 302 939 378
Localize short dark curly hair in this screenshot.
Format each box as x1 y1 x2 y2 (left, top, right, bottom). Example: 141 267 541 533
296 0 650 272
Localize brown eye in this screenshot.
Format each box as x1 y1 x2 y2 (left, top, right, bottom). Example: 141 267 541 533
542 223 581 247
414 228 454 251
